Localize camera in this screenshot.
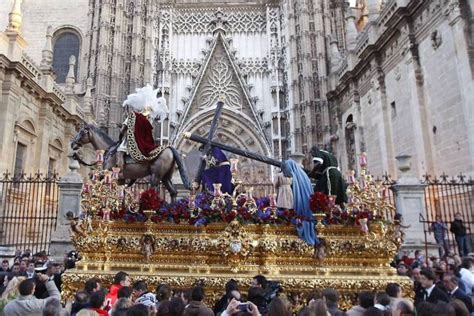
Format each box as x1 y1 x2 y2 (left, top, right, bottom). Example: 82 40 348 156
238 303 249 311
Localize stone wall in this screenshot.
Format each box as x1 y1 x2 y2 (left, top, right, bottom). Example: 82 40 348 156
328 0 474 179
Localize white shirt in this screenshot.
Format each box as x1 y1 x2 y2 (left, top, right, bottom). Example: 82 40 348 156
425 284 436 298
459 268 474 295
449 286 459 296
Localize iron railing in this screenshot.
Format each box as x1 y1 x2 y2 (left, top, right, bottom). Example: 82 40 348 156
0 171 59 254
421 173 473 256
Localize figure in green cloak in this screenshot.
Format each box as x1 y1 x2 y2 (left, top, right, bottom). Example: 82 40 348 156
308 146 348 206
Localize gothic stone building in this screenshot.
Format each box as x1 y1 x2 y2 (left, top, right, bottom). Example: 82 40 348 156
0 0 472 181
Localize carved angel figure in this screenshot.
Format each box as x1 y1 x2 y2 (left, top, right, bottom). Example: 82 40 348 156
66 211 85 237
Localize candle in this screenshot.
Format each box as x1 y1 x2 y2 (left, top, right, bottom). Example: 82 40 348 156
346 170 356 184
270 193 277 208
359 152 367 168
96 150 105 163
112 167 120 180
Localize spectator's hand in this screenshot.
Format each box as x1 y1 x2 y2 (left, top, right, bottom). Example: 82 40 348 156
37 273 49 282
247 301 261 316
225 298 240 315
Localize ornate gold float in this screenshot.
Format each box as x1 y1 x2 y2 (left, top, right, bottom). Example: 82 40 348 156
62 153 412 309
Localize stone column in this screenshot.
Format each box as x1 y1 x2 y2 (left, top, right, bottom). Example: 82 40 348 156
49 150 82 259
391 155 435 254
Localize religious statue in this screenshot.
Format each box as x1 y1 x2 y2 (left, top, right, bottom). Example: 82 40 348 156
199 146 234 195
273 170 293 210
66 211 85 237
116 84 169 176
142 235 155 261
308 146 347 206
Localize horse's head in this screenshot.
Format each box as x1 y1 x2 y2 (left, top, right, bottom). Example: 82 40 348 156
71 124 92 150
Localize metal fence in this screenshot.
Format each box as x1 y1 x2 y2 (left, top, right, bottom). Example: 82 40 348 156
0 172 59 254
421 173 473 255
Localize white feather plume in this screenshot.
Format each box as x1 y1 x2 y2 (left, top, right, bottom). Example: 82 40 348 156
122 84 169 120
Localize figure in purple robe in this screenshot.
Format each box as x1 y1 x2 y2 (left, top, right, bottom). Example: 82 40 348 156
201 147 234 194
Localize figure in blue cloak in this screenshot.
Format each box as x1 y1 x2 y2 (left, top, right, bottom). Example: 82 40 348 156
200 146 234 195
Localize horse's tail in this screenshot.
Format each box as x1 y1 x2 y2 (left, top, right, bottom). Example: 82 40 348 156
170 146 191 190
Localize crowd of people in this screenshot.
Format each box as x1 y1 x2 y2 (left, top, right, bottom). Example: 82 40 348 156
0 247 472 315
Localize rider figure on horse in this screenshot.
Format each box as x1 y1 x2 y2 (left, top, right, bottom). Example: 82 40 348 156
116 84 169 177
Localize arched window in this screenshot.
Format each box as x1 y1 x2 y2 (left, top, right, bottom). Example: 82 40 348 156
52 29 80 83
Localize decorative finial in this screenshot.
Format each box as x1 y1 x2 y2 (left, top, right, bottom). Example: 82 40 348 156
40 26 53 69
7 0 23 33
65 55 76 93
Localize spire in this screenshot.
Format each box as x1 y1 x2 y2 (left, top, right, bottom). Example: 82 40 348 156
329 34 343 73
6 0 23 33
345 4 358 51
40 26 53 70
367 0 381 23
65 55 76 93
83 77 94 115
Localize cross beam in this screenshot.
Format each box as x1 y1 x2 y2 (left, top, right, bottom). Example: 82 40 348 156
183 132 287 171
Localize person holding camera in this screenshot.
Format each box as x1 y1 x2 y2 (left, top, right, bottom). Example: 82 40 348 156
222 298 260 316
3 273 60 315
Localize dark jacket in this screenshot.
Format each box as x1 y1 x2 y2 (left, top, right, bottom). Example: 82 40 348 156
450 219 466 236
451 287 473 312
415 286 449 306
184 301 214 316
326 301 345 316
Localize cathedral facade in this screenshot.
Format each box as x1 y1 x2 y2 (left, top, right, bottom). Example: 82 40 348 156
0 0 472 180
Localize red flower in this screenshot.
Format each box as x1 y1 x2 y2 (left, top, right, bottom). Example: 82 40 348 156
139 189 162 211
309 192 330 213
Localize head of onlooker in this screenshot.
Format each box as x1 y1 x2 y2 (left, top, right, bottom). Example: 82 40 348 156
71 291 89 315
90 290 107 311
112 297 133 316
133 281 156 314
18 278 36 296
156 283 172 302
397 263 408 276
126 304 149 316
432 301 454 315
448 299 470 316
106 271 131 307
412 268 421 282
251 275 268 288
84 277 101 295
308 298 328 316
10 262 20 275
118 286 133 300
392 298 414 316
268 296 291 316
26 261 35 274
419 269 436 289
42 297 62 316
248 285 268 315
322 287 342 314
1 260 9 272
416 301 434 316
374 292 390 311
181 289 191 306
168 297 185 316
442 274 459 292
133 280 149 298
183 286 213 316
113 271 131 287
359 292 375 309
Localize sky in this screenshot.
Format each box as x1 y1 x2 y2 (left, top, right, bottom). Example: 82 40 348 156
349 0 356 6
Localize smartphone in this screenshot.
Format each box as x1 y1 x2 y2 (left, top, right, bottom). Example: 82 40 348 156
238 303 249 311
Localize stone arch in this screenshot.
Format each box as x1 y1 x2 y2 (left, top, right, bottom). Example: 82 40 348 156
52 26 82 83
175 108 273 183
